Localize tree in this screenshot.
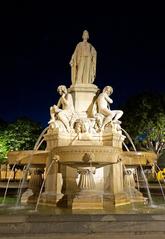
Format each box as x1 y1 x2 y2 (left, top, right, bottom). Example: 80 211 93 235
0 119 8 163
122 92 165 154
0 134 9 164
0 117 44 164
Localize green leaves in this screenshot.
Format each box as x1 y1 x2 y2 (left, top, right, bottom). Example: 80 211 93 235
0 134 9 163
122 92 165 154
0 117 43 164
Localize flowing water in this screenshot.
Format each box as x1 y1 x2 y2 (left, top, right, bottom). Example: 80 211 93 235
1 126 165 214
33 126 49 150
121 128 154 206
154 163 165 200
1 163 17 205
34 160 55 211
123 165 136 210
135 168 140 191
15 126 49 207
1 195 165 215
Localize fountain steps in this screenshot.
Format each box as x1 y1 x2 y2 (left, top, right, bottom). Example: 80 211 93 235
1 233 165 239
0 214 165 238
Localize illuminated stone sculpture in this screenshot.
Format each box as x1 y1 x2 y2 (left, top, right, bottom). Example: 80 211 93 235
96 85 123 130
43 31 131 209
70 30 97 85
48 85 76 132
8 31 153 209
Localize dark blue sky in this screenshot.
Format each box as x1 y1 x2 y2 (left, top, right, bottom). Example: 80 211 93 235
0 3 165 126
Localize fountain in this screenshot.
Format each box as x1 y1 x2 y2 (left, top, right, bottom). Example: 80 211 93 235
5 30 157 211
2 29 165 239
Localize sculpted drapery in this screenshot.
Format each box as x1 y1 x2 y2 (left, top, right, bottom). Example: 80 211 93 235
70 30 97 85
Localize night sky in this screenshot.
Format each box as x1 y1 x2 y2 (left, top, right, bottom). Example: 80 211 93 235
0 3 165 126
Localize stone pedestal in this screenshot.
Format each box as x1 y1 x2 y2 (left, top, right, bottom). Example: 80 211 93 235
69 84 99 116
124 168 144 202
103 162 130 208
57 165 78 208
72 167 103 209
72 191 103 210
41 155 61 205
27 169 43 204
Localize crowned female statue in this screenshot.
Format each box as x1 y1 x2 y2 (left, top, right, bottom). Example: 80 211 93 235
70 30 97 85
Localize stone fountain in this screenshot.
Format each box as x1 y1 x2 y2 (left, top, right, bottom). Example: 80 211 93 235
7 30 157 210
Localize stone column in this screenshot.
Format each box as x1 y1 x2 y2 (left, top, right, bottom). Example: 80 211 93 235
42 155 60 205
103 161 130 208
57 165 78 208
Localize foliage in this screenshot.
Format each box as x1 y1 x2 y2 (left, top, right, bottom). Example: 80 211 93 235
4 117 43 151
122 92 165 154
0 117 44 164
0 133 9 163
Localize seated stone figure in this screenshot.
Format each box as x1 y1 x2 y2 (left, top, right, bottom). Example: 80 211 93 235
96 86 123 130
49 85 75 132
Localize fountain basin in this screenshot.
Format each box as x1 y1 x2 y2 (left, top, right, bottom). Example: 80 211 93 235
121 151 157 166
52 145 122 168
7 150 49 166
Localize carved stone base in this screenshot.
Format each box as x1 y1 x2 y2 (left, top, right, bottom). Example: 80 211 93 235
27 194 39 204
39 192 63 206
125 188 145 203
72 190 103 210
69 84 99 116
103 192 130 209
